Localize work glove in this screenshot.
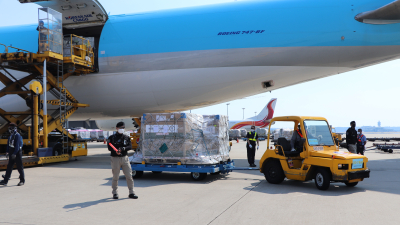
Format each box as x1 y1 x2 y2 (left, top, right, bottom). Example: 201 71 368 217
5 153 9 160
249 144 252 148
257 146 259 150
291 148 296 152
11 154 16 160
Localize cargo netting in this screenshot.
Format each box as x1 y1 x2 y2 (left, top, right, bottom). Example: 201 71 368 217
131 113 230 165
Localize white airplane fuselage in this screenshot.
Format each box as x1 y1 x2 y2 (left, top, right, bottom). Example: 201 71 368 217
1 0 400 125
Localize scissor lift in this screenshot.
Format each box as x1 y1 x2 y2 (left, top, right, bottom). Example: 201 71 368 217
0 8 95 169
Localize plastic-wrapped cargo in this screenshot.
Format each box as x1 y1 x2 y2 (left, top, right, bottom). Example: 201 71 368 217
229 129 241 139
137 113 230 165
240 129 247 137
273 128 293 141
256 128 268 137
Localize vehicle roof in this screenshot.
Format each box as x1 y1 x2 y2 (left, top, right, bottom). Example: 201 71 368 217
271 116 328 122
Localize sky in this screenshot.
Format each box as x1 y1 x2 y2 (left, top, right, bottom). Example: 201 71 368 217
0 0 399 127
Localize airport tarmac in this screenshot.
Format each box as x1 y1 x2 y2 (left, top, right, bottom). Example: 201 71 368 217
1 139 400 225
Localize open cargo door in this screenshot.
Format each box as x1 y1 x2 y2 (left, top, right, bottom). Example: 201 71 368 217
19 0 108 29
20 0 109 72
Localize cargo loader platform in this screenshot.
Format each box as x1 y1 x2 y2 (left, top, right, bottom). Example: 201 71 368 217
0 7 94 169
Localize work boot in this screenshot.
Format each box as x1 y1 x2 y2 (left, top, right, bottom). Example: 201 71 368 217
17 181 24 186
1 174 4 179
113 194 119 199
129 194 138 199
0 180 7 186
251 164 257 167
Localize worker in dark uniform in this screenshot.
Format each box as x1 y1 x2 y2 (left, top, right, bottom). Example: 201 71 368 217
346 121 358 153
290 125 303 152
0 123 25 186
107 122 138 199
36 20 47 53
246 126 259 167
357 129 367 155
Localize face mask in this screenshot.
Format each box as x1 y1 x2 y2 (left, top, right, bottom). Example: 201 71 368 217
357 132 360 135
118 129 125 134
8 127 16 133
251 129 255 132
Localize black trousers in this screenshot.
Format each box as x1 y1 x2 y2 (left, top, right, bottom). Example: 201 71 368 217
4 151 25 183
247 143 256 165
357 144 365 155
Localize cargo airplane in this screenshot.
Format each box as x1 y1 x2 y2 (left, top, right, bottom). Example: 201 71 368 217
1 0 400 130
229 98 276 130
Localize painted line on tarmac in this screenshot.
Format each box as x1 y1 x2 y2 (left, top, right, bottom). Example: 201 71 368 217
207 180 263 225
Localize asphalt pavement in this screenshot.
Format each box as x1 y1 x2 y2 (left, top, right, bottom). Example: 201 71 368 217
0 140 399 225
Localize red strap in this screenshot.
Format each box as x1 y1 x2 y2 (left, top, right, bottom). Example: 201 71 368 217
296 130 303 138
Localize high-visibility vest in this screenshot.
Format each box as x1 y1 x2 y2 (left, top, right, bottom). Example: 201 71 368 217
357 134 364 144
248 132 257 141
296 129 303 138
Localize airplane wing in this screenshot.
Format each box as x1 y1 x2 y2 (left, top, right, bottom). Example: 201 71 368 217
355 0 400 24
18 0 108 29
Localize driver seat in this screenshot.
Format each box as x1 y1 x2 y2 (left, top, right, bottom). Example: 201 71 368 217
277 137 302 157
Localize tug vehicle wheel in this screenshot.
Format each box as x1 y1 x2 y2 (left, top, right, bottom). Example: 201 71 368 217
263 160 285 184
314 168 331 190
345 182 358 187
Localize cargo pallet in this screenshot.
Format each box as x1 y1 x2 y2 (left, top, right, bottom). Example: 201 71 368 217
130 160 259 181
0 7 93 169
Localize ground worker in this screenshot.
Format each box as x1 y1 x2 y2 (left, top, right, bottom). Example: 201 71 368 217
36 20 47 53
346 121 358 153
107 121 138 199
0 123 25 186
246 126 259 167
291 125 303 152
357 129 367 155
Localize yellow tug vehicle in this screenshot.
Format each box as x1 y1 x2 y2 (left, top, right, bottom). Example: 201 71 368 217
260 116 370 190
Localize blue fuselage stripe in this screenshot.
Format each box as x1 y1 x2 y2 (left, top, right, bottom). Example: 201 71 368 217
1 0 399 58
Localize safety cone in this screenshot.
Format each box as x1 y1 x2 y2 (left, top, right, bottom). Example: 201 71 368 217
104 138 106 144
237 138 239 143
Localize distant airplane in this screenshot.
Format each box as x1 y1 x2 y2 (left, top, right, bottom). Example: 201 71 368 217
2 0 400 130
229 98 276 130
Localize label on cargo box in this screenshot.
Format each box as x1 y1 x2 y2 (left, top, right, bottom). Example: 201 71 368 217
204 127 215 134
156 115 167 121
146 125 178 133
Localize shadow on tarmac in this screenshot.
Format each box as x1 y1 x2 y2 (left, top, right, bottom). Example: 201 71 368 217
63 198 126 212
236 157 400 196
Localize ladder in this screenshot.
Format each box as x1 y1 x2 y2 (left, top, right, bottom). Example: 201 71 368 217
57 60 68 155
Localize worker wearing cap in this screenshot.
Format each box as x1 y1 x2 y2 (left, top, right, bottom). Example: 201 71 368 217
107 121 138 199
357 129 367 155
346 121 358 154
0 123 25 186
246 126 259 167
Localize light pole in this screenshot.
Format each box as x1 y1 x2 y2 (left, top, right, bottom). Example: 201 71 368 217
242 108 245 119
254 112 257 117
226 103 230 118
